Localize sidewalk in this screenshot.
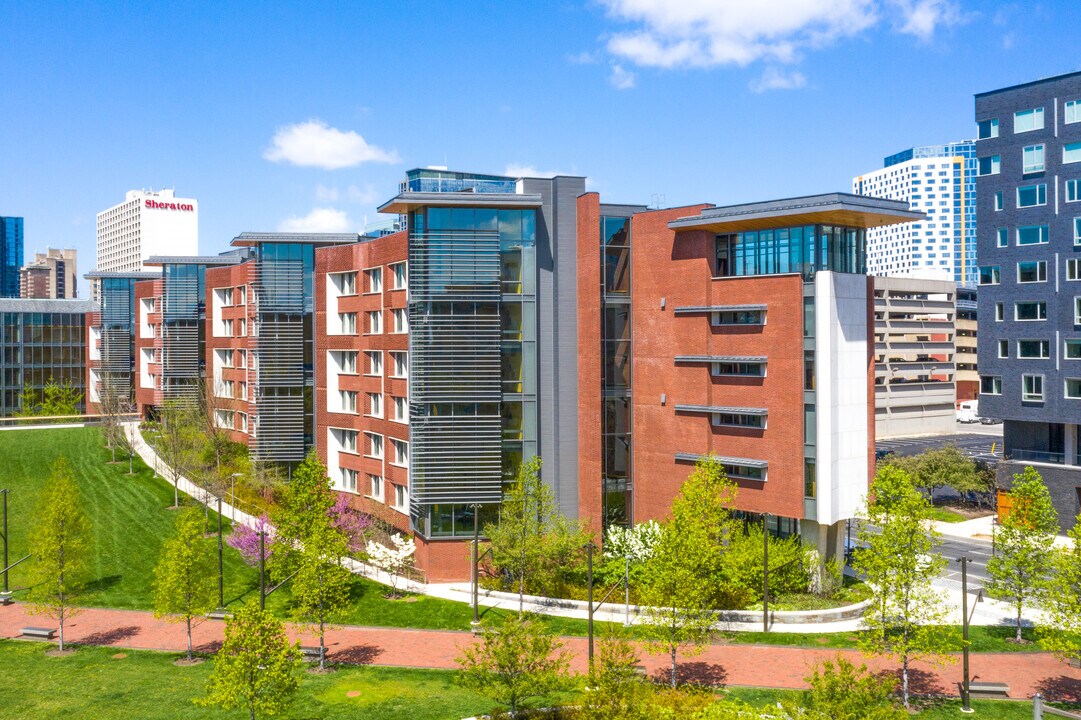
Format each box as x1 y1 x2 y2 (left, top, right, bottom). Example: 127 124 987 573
933 514 1075 549
2 602 1080 700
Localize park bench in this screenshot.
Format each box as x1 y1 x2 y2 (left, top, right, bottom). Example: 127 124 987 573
206 610 232 621
968 681 1010 698
300 646 326 663
0 591 13 605
20 627 56 640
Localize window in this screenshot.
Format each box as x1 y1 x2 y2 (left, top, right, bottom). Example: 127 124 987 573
391 439 408 467
1023 374 1045 402
980 375 1002 395
237 412 248 433
711 309 764 326
366 351 382 376
365 267 382 294
335 350 357 374
1017 261 1047 283
1014 107 1045 133
340 468 358 492
1016 302 1048 321
1075 218 1081 245
979 266 1000 285
237 319 246 337
338 312 357 334
711 361 765 377
392 396 408 422
333 271 356 296
1069 259 1081 281
998 339 1009 358
978 155 1001 175
1076 297 1081 325
1067 100 1081 124
978 118 999 139
367 310 382 334
996 228 1008 247
995 192 1004 211
1068 180 1081 203
237 349 247 368
369 474 384 501
214 409 234 429
1017 225 1049 245
367 392 382 418
711 412 766 429
335 428 358 453
392 308 408 333
340 390 357 413
1023 145 1046 173
1018 339 1050 357
1064 142 1081 164
1067 340 1081 359
995 302 1004 321
1067 379 1081 399
391 351 407 378
1017 184 1047 207
393 484 408 510
364 432 383 459
390 262 407 290
217 380 234 399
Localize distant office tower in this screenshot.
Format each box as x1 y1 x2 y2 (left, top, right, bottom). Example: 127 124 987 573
0 216 25 298
94 189 198 301
854 142 977 285
975 70 1081 531
21 248 78 299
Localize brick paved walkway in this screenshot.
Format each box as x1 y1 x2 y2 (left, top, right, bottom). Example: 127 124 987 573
3 602 1080 701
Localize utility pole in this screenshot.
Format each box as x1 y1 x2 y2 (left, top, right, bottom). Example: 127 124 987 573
960 556 973 713
217 496 224 609
763 512 769 633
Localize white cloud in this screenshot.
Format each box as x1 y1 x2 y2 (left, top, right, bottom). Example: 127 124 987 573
264 120 400 170
600 0 966 72
277 207 353 233
566 50 599 64
314 184 339 202
609 63 637 89
504 164 570 179
888 0 966 41
346 184 382 206
749 67 807 93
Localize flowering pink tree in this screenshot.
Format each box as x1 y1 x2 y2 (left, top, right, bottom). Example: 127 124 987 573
226 513 275 567
328 494 372 553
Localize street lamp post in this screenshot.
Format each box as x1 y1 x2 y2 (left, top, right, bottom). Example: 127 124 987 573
958 555 981 714
762 512 770 633
1 489 8 594
217 496 224 609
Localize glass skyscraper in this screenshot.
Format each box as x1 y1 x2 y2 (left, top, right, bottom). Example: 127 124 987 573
1 216 25 298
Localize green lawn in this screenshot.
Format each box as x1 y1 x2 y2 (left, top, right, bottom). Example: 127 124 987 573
0 640 494 720
927 506 968 523
721 623 1050 653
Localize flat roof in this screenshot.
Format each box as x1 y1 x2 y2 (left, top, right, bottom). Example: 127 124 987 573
0 298 98 313
668 192 923 233
84 270 161 279
231 232 363 247
145 255 243 266
378 192 543 215
975 69 1081 98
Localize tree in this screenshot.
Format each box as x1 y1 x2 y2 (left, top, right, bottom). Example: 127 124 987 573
24 457 92 652
484 455 588 616
854 465 954 707
40 378 82 418
455 614 572 716
602 520 662 619
153 507 217 661
156 399 201 508
987 465 1058 641
270 451 336 564
1039 513 1081 664
289 524 352 670
780 656 905 720
578 630 653 720
98 385 125 462
365 532 416 597
228 514 276 567
903 444 978 504
15 385 39 419
198 603 302 720
640 456 736 688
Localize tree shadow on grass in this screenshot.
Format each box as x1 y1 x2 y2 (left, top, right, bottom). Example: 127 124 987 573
77 625 141 646
651 662 729 687
83 575 122 594
331 644 384 665
873 667 948 697
1035 675 1081 703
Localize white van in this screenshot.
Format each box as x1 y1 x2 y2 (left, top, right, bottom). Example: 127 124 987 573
957 400 979 423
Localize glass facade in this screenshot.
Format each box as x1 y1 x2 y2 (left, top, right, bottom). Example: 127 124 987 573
99 276 141 402
715 224 866 279
160 263 208 402
0 217 24 298
0 306 88 415
601 215 632 529
408 206 538 538
402 169 518 195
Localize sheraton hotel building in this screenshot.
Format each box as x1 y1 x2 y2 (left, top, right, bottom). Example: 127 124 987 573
87 168 921 580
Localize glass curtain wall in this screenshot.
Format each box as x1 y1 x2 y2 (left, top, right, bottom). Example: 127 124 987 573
602 216 632 529
100 277 138 402
161 263 207 403
715 225 866 279
0 310 87 415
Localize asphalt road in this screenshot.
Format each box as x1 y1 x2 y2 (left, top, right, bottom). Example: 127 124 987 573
849 521 995 592
876 425 1004 464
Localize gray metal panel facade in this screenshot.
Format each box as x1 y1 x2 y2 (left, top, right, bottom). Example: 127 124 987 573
524 176 586 519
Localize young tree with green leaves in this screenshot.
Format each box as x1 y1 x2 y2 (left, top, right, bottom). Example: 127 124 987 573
640 456 736 688
1039 513 1081 664
987 465 1058 641
484 455 588 615
24 457 91 652
455 614 572 716
198 603 303 720
780 656 905 720
271 450 336 563
40 378 83 418
289 524 352 670
153 506 217 661
902 444 978 504
15 385 39 419
854 464 954 707
156 400 201 508
98 384 125 462
578 630 653 720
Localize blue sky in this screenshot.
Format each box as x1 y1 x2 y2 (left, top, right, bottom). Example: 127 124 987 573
2 0 1080 274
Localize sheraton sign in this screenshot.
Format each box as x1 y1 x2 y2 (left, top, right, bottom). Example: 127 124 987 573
145 199 195 211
